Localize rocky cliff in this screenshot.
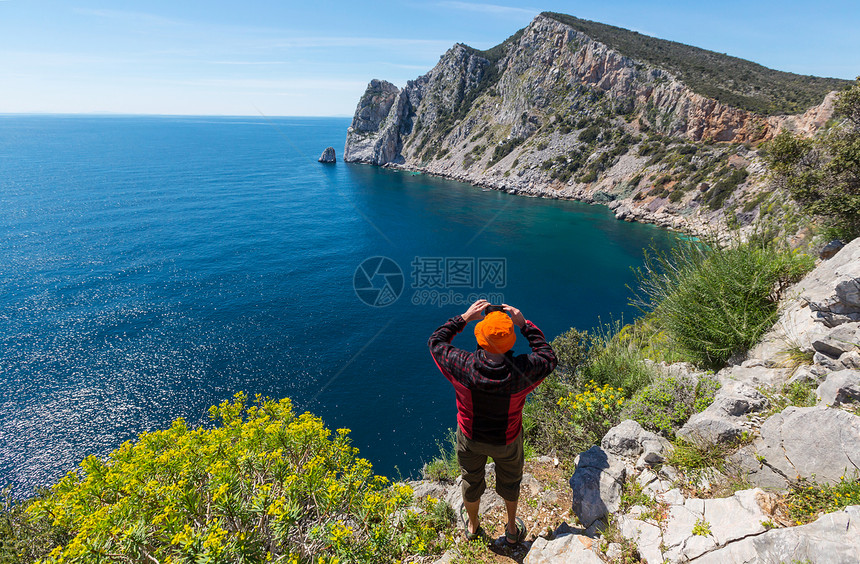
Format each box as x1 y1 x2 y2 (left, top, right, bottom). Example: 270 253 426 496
345 13 847 238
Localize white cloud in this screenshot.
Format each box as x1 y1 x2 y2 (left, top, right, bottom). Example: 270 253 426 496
159 77 371 92
436 1 537 19
206 60 293 66
266 36 454 50
73 8 182 27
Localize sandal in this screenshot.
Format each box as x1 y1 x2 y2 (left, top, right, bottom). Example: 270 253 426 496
505 517 527 545
460 504 488 542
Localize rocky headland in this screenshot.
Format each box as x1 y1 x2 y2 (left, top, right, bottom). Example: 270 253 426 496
343 13 849 240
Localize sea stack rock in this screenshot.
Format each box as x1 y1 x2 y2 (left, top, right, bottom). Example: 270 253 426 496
318 147 336 163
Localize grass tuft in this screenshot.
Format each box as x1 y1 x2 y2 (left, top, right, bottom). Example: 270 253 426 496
632 237 814 370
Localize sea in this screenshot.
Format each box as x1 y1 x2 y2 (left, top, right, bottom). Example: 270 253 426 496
0 115 678 499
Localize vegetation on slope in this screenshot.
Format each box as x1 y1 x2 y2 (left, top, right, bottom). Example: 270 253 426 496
543 12 851 115
516 235 812 463
766 78 860 240
2 395 455 563
632 237 814 368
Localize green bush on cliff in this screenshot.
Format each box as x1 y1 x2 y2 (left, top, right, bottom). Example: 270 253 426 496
14 394 453 563
633 239 814 369
622 373 720 438
0 488 68 564
578 321 655 396
557 381 627 450
766 78 860 240
522 323 655 460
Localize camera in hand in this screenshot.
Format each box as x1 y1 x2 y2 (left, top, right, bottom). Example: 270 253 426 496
484 304 505 314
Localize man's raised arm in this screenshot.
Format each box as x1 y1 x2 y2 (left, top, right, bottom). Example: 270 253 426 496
503 303 557 379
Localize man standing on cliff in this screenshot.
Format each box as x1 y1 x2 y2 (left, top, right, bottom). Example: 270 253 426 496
428 299 557 545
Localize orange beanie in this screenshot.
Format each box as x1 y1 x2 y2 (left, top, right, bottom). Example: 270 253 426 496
474 311 516 354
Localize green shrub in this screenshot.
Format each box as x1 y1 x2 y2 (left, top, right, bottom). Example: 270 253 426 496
766 80 860 240
423 428 459 483
522 371 579 460
489 137 524 165
704 167 749 210
692 518 712 536
550 328 594 383
633 239 814 369
785 476 860 526
579 321 655 396
0 488 68 564
578 125 601 143
667 436 730 474
618 316 687 365
557 381 627 452
761 380 819 418
578 170 598 184
619 479 653 512
23 394 453 563
523 321 657 460
623 373 720 438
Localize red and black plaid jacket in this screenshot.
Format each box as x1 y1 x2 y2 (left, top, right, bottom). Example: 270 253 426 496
428 315 557 445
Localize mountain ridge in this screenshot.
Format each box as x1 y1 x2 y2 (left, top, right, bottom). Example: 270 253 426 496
344 13 847 239
541 12 850 116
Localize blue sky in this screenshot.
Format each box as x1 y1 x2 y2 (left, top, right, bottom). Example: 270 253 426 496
1 0 858 116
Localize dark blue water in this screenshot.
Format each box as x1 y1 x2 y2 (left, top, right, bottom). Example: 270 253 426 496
0 115 677 498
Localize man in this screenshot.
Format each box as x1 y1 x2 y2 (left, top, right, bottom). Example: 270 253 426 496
428 298 557 544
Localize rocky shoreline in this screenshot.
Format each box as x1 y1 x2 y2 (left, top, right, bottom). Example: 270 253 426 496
381 160 727 240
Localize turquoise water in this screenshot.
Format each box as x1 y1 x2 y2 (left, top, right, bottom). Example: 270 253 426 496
0 115 677 498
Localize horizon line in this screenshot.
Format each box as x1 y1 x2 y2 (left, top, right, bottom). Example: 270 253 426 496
0 112 355 119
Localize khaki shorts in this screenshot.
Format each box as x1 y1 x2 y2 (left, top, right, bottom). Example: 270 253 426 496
456 428 524 503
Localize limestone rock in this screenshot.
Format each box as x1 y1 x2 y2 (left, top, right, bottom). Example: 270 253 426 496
569 446 626 528
601 420 644 456
678 381 766 444
615 487 786 563
814 351 843 372
694 505 860 564
839 350 860 370
524 532 603 564
431 549 457 564
812 323 860 358
601 419 670 463
802 239 860 327
344 43 490 166
716 364 789 388
618 517 663 563
819 239 846 259
408 480 449 501
677 413 744 444
703 488 768 546
317 146 336 163
739 406 860 487
343 80 409 165
342 11 843 241
816 369 860 406
786 365 826 387
751 237 860 362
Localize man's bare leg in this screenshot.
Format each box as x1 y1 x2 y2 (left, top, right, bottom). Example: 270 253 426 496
505 498 519 538
464 498 480 534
